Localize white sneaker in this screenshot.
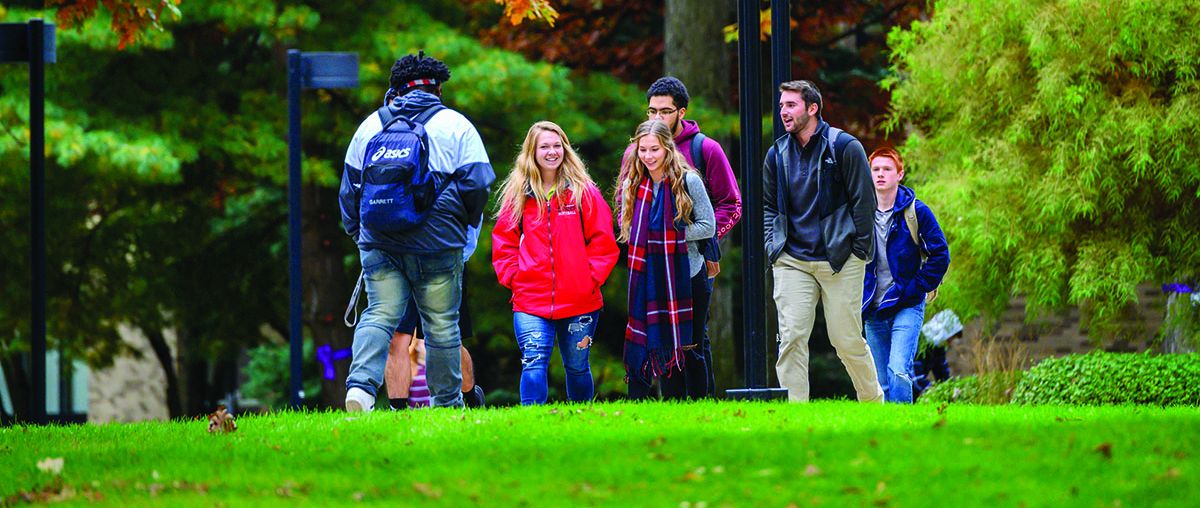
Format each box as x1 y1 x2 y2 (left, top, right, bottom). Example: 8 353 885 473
345 387 375 413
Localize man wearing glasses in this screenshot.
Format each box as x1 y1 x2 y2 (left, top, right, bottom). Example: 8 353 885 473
619 76 742 398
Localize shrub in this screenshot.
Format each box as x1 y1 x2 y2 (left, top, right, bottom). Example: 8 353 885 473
920 376 981 404
919 371 1026 405
241 339 322 410
1011 352 1200 406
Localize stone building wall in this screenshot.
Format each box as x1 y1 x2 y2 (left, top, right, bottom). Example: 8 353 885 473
87 324 175 424
948 283 1166 376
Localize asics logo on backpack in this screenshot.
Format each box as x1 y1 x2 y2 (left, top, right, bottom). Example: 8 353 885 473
370 146 413 162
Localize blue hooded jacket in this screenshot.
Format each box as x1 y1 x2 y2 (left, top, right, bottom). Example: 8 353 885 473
862 185 950 317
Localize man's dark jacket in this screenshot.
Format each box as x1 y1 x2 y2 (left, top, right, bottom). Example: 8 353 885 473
763 120 876 272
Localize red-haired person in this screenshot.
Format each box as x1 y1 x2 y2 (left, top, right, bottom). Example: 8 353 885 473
862 147 950 403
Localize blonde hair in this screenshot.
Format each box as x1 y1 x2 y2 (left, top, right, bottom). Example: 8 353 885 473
616 120 695 243
496 121 595 228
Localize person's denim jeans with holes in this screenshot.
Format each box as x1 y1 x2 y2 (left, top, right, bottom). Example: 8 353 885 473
513 311 599 405
346 248 463 408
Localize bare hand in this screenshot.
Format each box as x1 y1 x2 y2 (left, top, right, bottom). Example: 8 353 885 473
706 260 720 279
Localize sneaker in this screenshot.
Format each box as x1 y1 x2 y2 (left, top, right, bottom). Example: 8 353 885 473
464 385 486 408
345 387 375 413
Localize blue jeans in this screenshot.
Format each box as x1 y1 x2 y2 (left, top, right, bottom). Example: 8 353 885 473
864 300 925 403
347 248 463 408
513 311 599 405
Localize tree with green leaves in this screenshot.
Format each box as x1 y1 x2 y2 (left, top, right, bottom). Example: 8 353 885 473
2 1 741 418
885 0 1200 337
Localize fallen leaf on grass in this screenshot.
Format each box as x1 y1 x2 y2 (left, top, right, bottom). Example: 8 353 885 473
207 405 237 434
36 457 64 475
937 403 948 415
803 464 822 477
932 417 947 429
412 482 442 499
1095 442 1113 460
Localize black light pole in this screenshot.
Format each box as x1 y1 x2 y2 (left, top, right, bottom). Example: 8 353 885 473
728 0 789 401
286 50 358 409
1 19 56 424
771 0 791 141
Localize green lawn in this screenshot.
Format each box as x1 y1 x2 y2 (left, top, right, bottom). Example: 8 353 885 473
3 401 1197 506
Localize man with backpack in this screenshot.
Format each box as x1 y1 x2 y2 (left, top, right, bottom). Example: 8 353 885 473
861 147 950 403
619 76 742 398
763 80 883 403
338 52 495 410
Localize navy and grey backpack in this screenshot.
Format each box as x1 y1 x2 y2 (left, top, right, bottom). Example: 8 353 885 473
358 104 445 232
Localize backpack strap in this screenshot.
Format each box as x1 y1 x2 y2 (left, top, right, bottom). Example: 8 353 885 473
825 126 852 166
690 133 707 179
412 104 445 125
903 200 940 303
903 201 924 261
376 105 394 126
376 104 444 131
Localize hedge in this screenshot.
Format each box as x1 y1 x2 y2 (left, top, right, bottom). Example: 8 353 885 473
1010 352 1200 406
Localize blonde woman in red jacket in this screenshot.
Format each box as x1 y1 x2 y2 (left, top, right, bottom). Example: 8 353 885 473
492 121 620 404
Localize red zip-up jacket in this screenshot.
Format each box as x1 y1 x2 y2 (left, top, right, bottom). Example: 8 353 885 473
492 184 619 320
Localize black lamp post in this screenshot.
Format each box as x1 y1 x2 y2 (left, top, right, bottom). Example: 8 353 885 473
286 50 358 409
727 0 790 400
1 19 56 424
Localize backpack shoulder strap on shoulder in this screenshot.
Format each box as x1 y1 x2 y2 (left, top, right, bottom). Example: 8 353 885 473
903 201 924 260
690 133 707 178
413 104 446 125
376 105 394 126
825 126 851 165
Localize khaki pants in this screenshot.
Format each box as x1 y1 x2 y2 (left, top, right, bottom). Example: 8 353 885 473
772 253 883 403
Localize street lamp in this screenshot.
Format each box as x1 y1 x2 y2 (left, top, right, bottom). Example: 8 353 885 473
287 50 358 409
1 19 56 424
727 1 789 401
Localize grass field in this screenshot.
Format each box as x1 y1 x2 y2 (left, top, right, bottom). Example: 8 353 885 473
3 401 1198 506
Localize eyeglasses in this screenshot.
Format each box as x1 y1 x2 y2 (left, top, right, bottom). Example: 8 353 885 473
646 107 677 117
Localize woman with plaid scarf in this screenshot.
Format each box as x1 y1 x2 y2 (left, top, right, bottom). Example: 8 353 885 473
616 120 716 400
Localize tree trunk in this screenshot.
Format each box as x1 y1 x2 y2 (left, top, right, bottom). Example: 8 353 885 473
666 0 738 394
144 328 183 419
711 239 739 393
664 0 735 108
1 354 30 423
303 180 356 408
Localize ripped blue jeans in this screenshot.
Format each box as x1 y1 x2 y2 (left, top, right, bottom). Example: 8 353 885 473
513 311 599 405
864 300 926 403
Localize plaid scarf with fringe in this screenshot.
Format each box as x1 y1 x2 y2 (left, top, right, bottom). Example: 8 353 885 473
624 176 693 383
